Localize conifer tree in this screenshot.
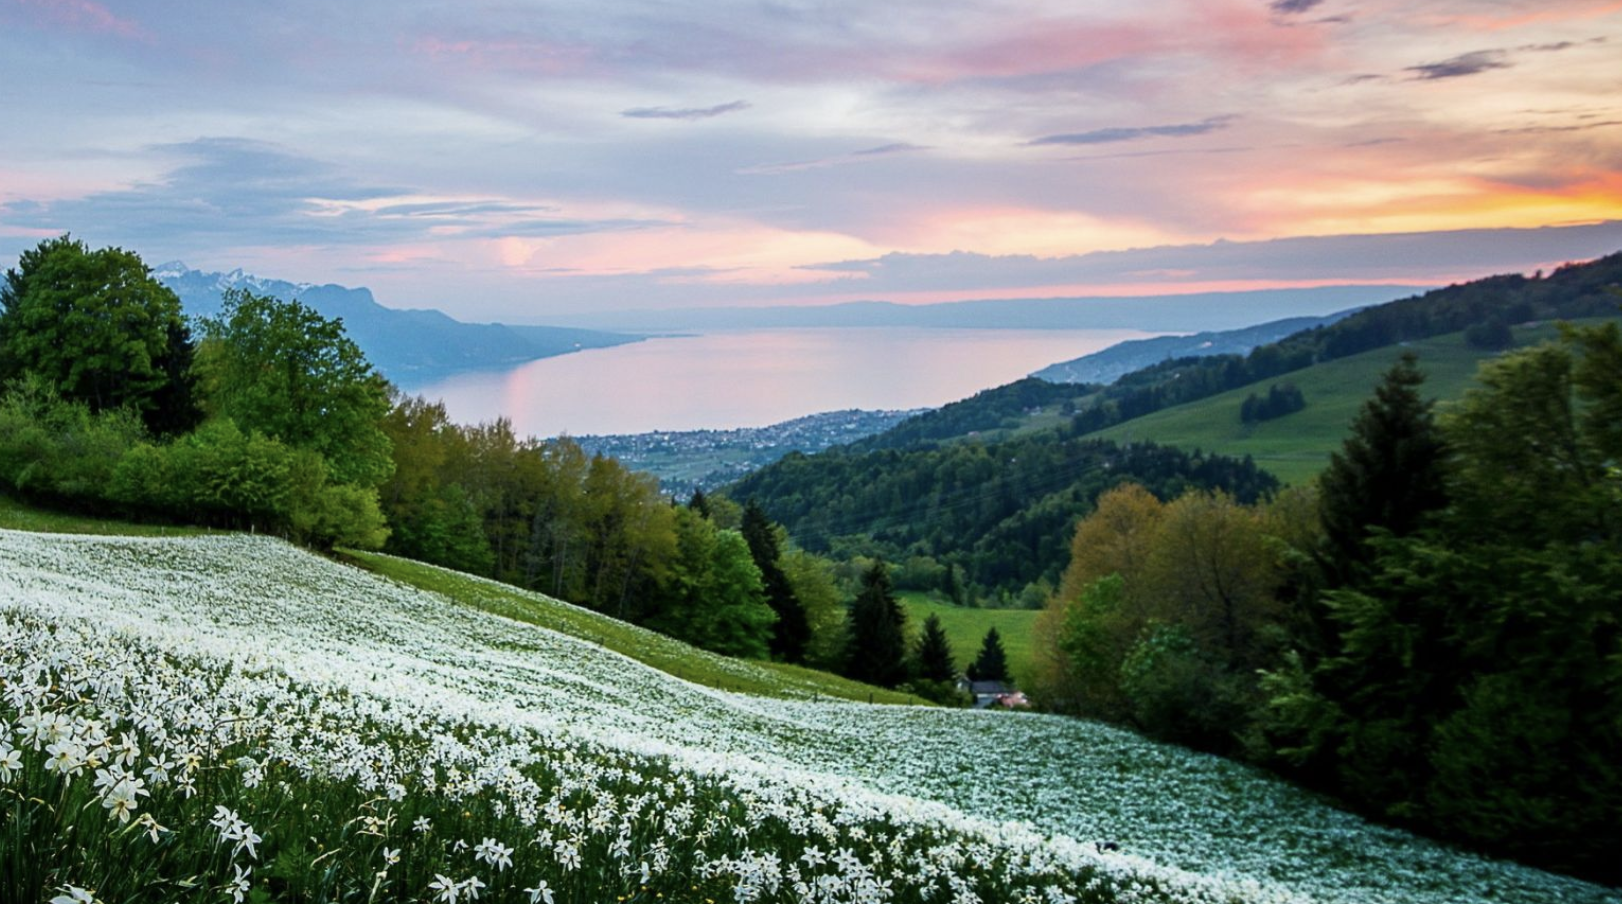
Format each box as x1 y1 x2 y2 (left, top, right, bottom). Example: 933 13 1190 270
968 626 1010 683
846 560 907 687
942 562 962 605
1316 352 1449 589
914 614 957 683
741 500 810 662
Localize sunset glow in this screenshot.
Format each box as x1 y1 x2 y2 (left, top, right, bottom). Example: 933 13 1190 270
1 0 1618 322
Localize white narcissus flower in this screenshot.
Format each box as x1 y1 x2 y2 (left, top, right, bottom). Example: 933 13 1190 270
429 874 460 904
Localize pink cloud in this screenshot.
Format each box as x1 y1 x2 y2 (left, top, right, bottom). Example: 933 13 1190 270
892 1 1329 84
16 0 148 40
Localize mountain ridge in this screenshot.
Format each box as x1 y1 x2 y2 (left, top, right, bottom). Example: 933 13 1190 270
154 263 641 388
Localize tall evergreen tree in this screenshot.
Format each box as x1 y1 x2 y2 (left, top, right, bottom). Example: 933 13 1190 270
687 489 712 520
914 614 957 683
942 562 962 605
741 500 810 662
968 626 1010 683
1316 352 1449 590
846 560 908 688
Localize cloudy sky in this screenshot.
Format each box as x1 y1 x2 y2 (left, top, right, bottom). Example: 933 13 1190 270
2 0 1620 322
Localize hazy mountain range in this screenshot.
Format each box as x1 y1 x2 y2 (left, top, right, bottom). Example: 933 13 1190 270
155 263 1424 390
541 285 1425 333
154 263 641 388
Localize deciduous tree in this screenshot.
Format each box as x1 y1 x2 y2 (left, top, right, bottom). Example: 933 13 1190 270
194 288 393 487
0 235 197 434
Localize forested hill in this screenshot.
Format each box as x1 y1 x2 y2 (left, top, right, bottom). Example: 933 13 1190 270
729 435 1277 597
731 252 1621 599
845 251 1622 453
1052 251 1622 438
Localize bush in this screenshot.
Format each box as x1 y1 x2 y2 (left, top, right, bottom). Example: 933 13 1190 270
0 376 145 505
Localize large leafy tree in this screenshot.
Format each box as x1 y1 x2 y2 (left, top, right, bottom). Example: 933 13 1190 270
194 288 393 487
0 235 197 434
649 508 776 659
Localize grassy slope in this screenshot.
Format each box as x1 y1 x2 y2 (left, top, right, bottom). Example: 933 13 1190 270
899 591 1040 685
1089 321 1595 485
344 549 918 705
0 495 914 706
0 494 214 537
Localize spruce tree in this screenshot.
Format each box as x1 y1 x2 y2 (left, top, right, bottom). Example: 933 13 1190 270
1316 353 1449 589
741 500 810 662
914 614 957 683
846 561 908 688
687 489 711 520
968 626 1010 683
942 562 962 605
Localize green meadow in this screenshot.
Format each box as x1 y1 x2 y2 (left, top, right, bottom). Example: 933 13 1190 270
899 592 1041 686
1090 321 1596 485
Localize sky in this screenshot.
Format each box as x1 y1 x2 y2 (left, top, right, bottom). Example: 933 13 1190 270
2 0 1621 323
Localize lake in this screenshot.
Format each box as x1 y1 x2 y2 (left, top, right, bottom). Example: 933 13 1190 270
411 327 1161 438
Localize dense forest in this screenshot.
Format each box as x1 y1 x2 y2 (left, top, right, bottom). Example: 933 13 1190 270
1029 334 1622 884
730 433 1278 600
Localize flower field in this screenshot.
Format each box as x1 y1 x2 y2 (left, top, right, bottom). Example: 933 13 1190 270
1 529 1616 904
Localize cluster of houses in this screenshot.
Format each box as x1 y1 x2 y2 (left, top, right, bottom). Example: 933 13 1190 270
960 679 1029 709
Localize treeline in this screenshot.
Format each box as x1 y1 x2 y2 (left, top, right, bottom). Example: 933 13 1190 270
730 429 1278 601
0 236 855 669
0 238 393 547
1238 383 1304 423
848 377 1089 452
1032 330 1622 884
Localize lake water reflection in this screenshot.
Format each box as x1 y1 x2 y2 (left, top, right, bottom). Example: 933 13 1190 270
411 327 1162 438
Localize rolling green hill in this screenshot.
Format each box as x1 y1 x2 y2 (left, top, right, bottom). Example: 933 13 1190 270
1091 318 1613 485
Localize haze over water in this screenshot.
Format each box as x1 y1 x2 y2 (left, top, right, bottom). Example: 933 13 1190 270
415 327 1160 438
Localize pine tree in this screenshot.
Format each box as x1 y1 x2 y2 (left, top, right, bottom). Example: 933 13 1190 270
1316 353 1449 589
741 500 810 662
967 626 1010 683
846 561 908 688
687 489 711 520
942 562 962 605
914 614 957 683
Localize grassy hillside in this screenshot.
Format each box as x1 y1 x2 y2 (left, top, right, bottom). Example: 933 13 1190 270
1090 319 1609 485
900 592 1040 685
3 527 1612 904
345 549 918 705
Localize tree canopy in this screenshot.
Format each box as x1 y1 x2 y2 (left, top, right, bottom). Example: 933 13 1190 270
195 288 394 488
0 235 197 434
